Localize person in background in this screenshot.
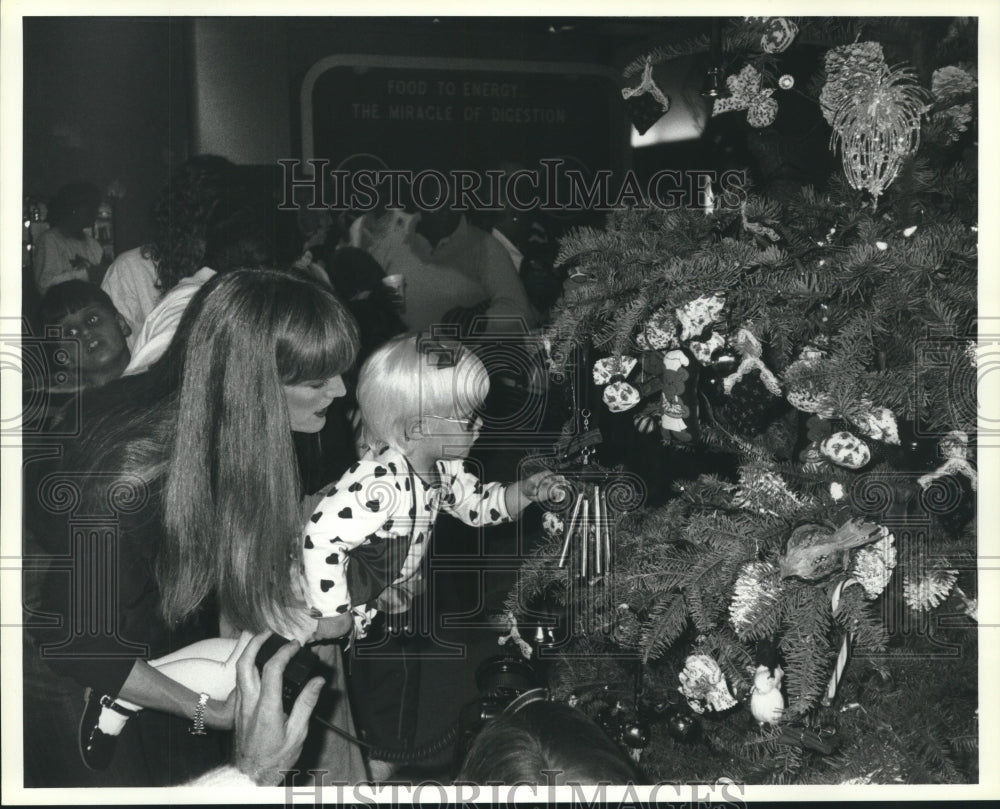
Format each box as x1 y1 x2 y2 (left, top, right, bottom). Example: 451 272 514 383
189 646 640 788
101 155 238 348
124 198 276 375
456 700 641 785
485 162 564 325
354 173 537 335
37 280 132 394
31 182 106 293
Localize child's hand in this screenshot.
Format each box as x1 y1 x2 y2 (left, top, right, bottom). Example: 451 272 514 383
313 613 354 640
520 471 571 507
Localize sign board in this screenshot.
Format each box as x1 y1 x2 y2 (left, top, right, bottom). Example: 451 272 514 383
301 55 628 202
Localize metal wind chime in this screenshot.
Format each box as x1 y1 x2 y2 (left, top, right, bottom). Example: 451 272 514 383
557 479 612 583
554 409 616 627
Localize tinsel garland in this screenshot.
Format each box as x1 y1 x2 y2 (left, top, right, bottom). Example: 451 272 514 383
729 561 783 636
851 528 897 599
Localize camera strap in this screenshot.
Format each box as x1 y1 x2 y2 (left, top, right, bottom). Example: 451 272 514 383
501 687 551 717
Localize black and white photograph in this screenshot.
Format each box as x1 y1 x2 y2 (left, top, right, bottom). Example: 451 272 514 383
1 2 997 804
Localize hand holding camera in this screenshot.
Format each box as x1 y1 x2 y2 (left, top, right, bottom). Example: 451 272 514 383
233 633 326 785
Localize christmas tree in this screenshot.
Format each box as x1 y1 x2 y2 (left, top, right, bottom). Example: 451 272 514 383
508 16 980 784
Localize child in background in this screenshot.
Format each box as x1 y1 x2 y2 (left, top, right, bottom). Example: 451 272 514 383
38 280 132 395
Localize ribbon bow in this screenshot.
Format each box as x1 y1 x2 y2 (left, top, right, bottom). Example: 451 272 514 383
592 356 641 413
722 327 782 395
676 294 725 342
917 431 978 491
713 65 779 128
621 57 671 112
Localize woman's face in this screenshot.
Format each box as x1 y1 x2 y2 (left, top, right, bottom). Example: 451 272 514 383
283 375 347 432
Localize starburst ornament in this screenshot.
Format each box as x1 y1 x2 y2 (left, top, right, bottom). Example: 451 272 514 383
903 567 958 612
821 42 928 200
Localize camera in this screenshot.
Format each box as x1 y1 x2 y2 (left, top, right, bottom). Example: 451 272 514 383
455 650 549 759
254 634 330 715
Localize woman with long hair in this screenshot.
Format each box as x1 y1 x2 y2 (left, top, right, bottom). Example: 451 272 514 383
23 268 361 786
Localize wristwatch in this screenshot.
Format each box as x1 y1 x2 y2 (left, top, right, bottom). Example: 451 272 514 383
189 692 210 736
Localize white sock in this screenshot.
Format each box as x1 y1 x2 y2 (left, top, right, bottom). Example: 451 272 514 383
91 695 142 737
95 705 132 736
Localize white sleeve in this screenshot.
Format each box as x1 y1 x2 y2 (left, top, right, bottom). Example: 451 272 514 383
124 285 198 374
439 460 512 527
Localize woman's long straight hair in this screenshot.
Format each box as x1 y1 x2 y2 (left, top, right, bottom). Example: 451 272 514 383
158 269 359 631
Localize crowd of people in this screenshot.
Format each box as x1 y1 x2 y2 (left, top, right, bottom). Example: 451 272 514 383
21 154 637 788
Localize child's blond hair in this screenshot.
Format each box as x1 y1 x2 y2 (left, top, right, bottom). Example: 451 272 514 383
357 333 489 451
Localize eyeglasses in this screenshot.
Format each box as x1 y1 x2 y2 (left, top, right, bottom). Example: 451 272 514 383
427 413 482 432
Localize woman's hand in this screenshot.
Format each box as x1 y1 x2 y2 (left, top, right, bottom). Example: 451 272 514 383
204 688 238 731
233 632 325 785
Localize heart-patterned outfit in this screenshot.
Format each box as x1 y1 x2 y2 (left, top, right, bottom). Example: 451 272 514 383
301 446 512 638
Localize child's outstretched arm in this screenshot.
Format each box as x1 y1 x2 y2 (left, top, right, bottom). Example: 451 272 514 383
441 462 567 524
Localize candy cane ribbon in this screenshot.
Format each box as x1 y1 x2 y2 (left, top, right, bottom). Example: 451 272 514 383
822 577 859 706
